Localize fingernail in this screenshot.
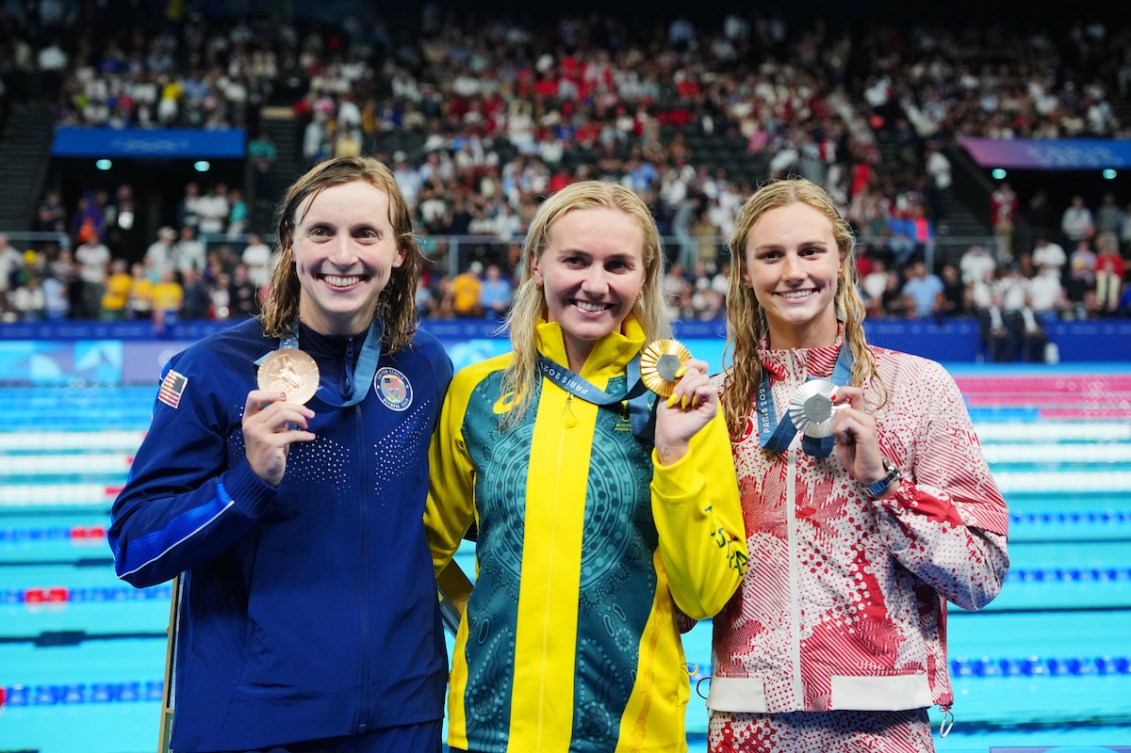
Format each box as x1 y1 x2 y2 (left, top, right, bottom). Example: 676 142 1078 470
666 394 678 408
675 365 687 378
681 395 688 409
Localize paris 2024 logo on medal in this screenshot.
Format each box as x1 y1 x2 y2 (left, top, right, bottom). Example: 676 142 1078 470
374 367 413 411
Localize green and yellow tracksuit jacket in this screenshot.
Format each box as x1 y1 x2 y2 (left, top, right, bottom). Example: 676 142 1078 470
425 317 746 753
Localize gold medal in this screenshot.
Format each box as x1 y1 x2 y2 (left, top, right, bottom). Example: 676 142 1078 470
640 339 692 397
257 349 320 405
788 379 841 438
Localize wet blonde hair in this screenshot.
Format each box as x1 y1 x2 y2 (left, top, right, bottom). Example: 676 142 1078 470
722 177 884 438
501 180 670 425
258 155 421 352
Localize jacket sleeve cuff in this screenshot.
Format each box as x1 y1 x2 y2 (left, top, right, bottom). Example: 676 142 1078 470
878 481 965 527
650 446 701 503
220 462 276 518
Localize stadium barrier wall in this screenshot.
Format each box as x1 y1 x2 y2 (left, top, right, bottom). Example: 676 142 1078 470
0 318 1129 385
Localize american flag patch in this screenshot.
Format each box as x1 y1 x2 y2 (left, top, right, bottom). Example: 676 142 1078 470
157 370 188 409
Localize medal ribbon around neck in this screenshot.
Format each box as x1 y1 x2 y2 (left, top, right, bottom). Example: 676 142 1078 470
757 344 854 457
536 351 654 439
255 319 386 408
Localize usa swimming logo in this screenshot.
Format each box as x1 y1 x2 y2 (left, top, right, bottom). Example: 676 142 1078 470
374 367 413 411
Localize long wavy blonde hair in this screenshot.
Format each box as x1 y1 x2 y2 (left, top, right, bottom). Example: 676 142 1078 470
501 180 670 426
258 155 421 352
722 177 884 438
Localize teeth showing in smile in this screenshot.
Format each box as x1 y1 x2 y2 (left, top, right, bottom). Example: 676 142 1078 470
575 301 608 313
324 275 361 288
778 290 813 299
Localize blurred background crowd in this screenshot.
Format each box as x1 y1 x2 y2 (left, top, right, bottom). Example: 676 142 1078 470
0 0 1128 361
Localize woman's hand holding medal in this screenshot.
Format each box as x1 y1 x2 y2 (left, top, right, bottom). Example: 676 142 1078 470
242 389 317 487
643 340 718 466
829 386 889 493
245 350 320 487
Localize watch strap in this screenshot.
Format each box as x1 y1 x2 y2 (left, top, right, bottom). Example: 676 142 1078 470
864 458 902 498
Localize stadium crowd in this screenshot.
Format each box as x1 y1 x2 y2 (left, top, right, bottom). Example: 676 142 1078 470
1 2 1130 358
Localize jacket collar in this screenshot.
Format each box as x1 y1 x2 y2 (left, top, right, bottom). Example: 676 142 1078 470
535 315 645 379
758 325 845 383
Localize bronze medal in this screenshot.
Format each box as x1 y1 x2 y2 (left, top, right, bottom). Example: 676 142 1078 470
640 339 692 397
257 349 320 405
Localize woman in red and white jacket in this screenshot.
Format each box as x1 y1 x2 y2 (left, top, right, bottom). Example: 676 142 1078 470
709 177 1010 752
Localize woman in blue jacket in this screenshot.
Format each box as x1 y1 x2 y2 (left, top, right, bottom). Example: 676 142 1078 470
108 156 453 753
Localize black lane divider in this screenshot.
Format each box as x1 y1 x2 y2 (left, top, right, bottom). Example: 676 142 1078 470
0 557 114 567
0 630 166 647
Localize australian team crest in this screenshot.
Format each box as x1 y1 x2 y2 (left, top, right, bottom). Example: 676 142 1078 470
374 367 413 411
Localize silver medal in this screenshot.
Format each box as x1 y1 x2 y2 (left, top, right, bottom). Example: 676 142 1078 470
788 379 840 438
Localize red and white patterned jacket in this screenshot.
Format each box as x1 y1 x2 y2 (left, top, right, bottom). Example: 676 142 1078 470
708 340 1009 715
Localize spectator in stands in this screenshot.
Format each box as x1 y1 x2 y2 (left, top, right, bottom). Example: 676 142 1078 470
1030 232 1067 277
938 262 968 319
712 177 1008 751
0 233 21 313
227 263 259 318
1027 190 1059 241
150 266 183 336
171 225 207 281
109 155 452 753
690 275 723 319
990 181 1018 262
127 262 154 321
180 267 212 320
1095 192 1125 237
35 190 67 234
226 188 248 238
1095 232 1126 315
100 258 132 321
195 183 231 243
1065 238 1098 319
450 260 484 318
478 263 512 320
900 260 945 321
51 247 82 319
248 132 278 205
176 181 203 233
924 141 951 220
1029 261 1070 325
885 209 917 269
144 226 176 280
1122 201 1131 255
425 179 743 753
74 228 111 319
42 267 70 321
1010 305 1050 363
860 255 891 319
978 291 1017 363
1061 194 1095 246
11 274 45 321
241 232 274 290
959 244 996 288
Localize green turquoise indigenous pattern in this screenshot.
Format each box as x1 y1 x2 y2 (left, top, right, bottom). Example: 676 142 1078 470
459 371 661 751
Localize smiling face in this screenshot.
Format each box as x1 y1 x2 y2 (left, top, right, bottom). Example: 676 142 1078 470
743 201 843 349
532 206 646 369
291 180 405 335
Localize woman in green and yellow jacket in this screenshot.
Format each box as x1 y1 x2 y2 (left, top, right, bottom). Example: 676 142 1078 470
425 180 747 753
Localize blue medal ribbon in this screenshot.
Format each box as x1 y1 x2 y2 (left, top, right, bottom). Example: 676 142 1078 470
255 320 385 408
757 345 854 457
536 352 655 439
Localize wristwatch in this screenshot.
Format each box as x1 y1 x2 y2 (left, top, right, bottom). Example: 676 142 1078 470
863 457 902 498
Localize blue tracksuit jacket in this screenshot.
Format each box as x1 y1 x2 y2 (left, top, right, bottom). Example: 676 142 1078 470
108 317 453 752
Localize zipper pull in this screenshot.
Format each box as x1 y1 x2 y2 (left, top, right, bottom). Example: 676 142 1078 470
938 706 955 737
564 394 577 428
